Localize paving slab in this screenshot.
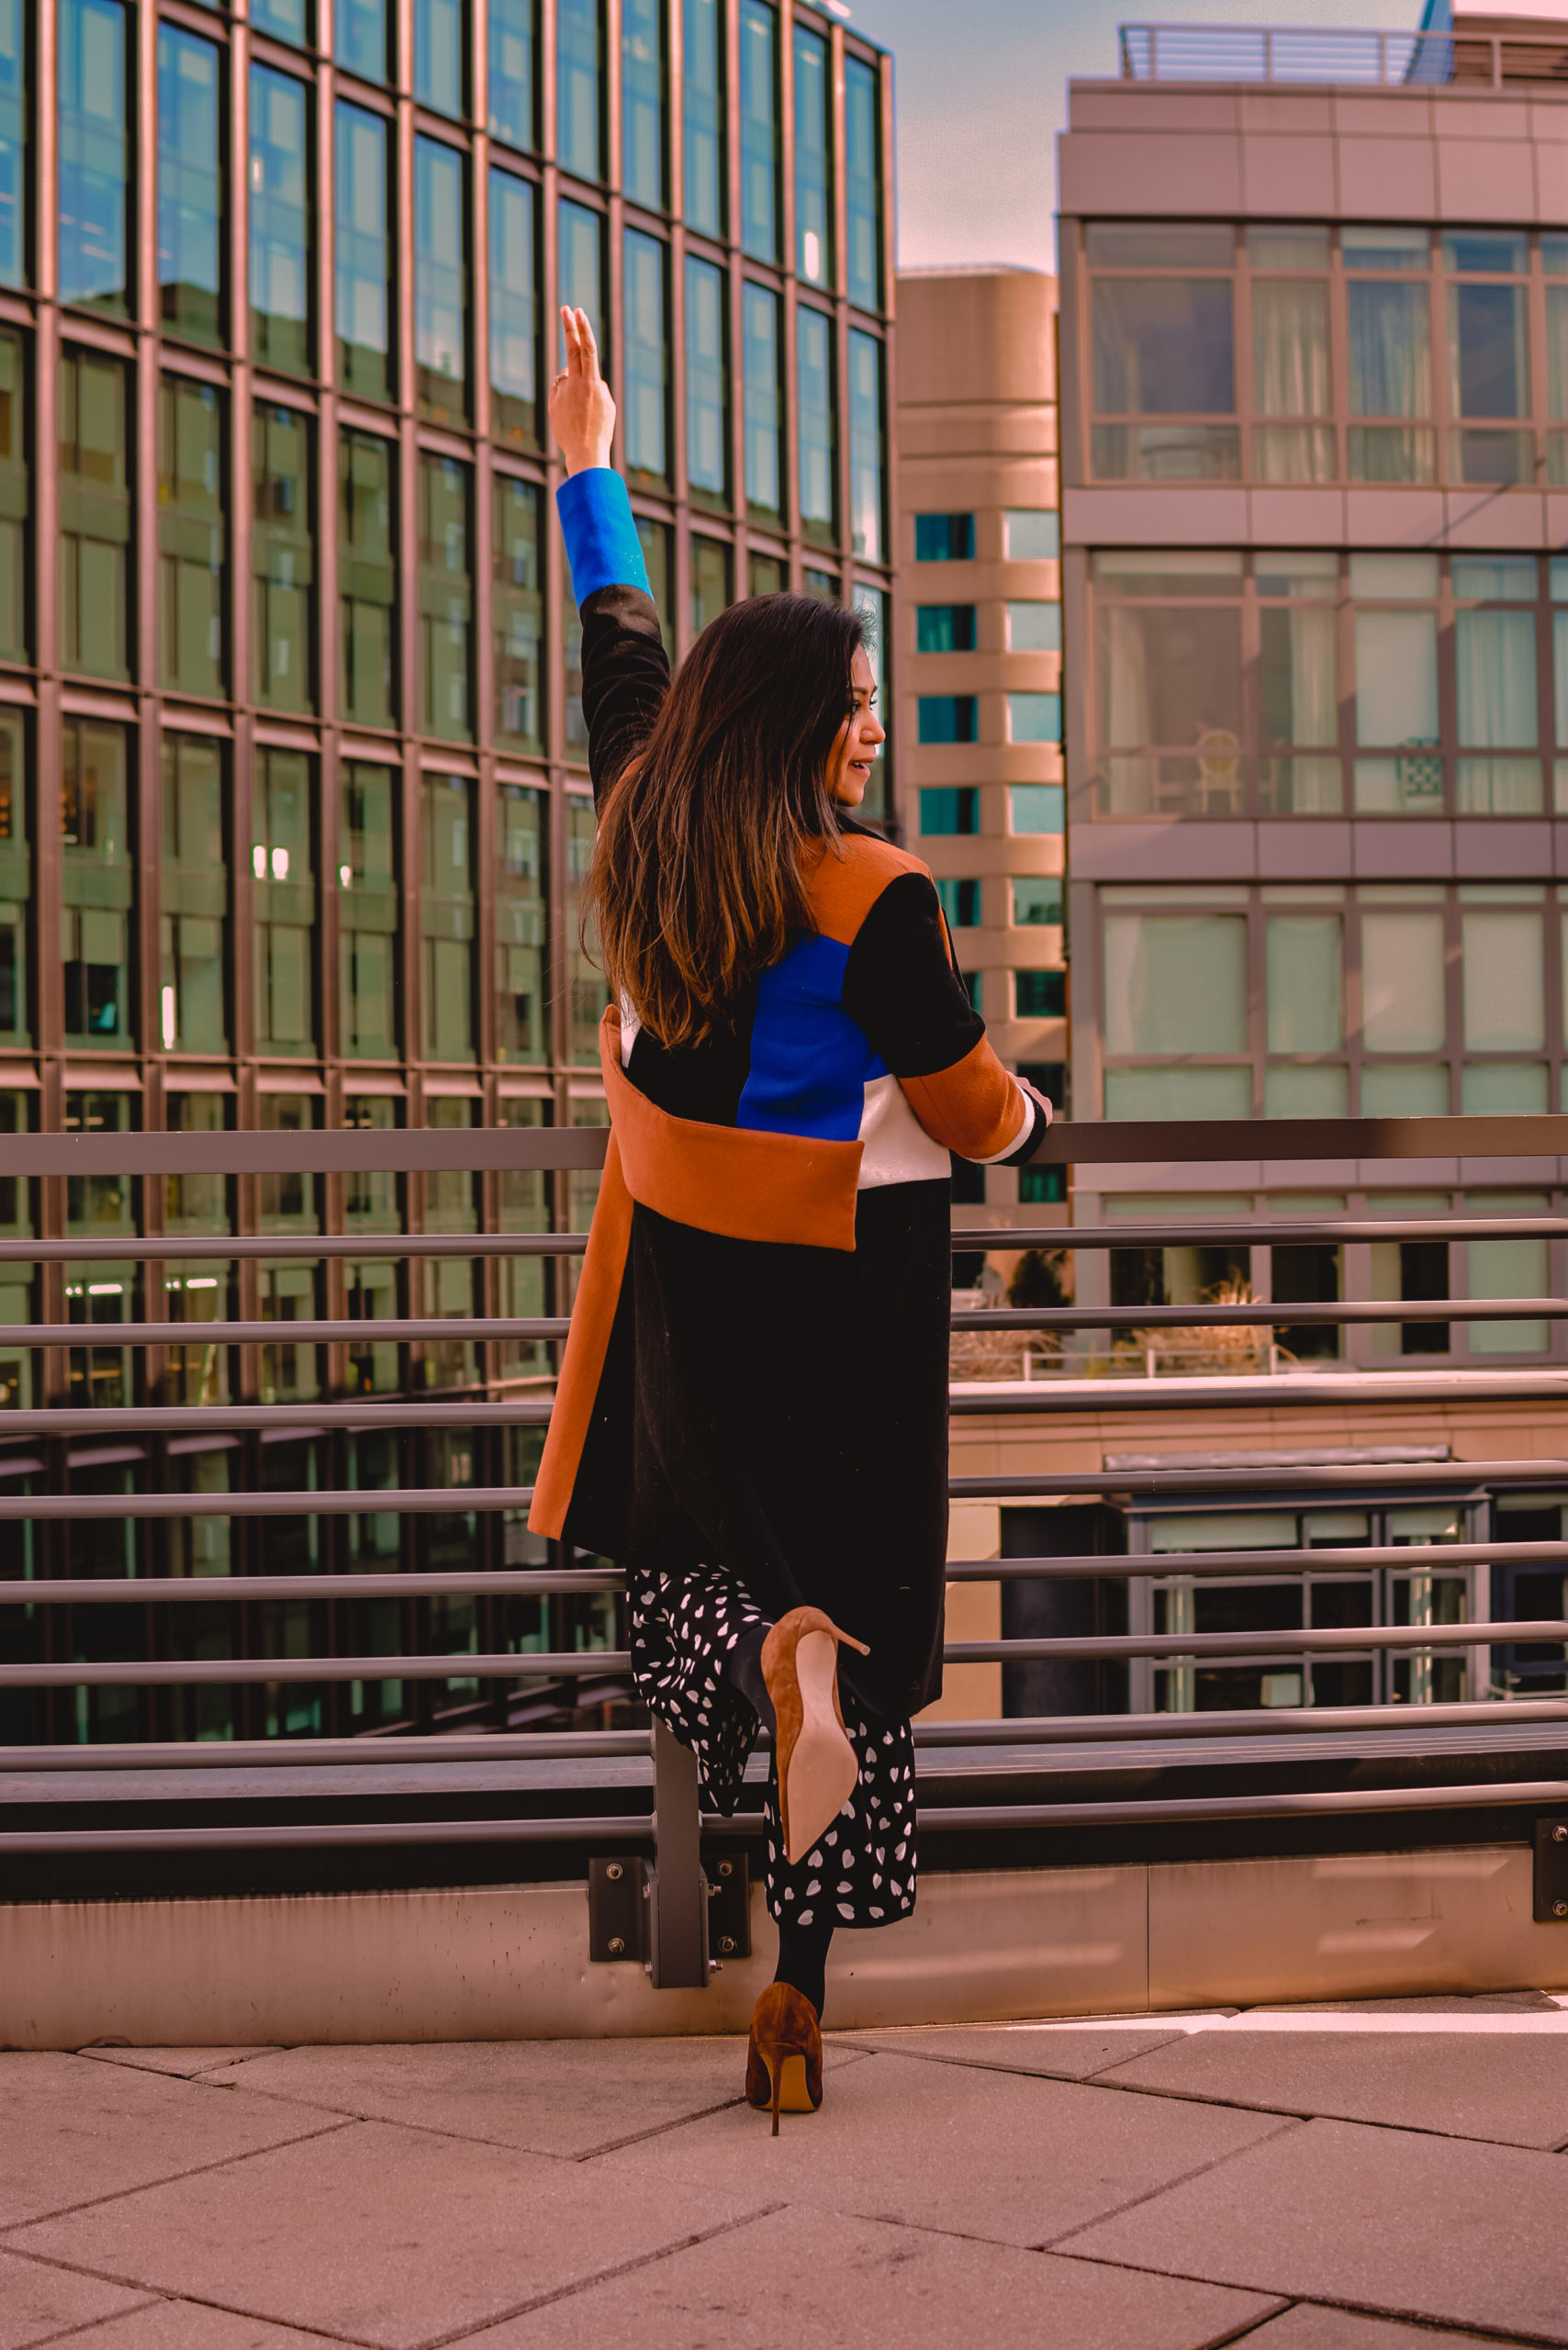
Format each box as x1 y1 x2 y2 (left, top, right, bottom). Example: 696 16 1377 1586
6 2118 772 2350
0 2250 152 2350
1059 2116 1568 2344
589 2048 1294 2250
1252 1993 1562 2016
77 2049 283 2080
200 2035 862 2158
1241 2308 1535 2350
834 2021 1201 2080
451 2204 1284 2350
0 2053 342 2229
42 2307 360 2350
1094 2025 1568 2147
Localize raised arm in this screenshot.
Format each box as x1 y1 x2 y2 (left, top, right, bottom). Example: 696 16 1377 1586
550 305 670 809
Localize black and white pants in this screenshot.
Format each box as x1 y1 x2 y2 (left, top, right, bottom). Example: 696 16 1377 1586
628 1560 917 1930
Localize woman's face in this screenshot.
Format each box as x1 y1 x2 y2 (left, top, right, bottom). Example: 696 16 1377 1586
828 649 886 807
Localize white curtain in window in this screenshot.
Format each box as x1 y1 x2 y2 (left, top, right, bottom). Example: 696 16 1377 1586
1262 607 1338 745
1266 916 1342 1053
1347 281 1430 416
1252 282 1329 416
1462 910 1544 1051
1104 912 1247 1057
1455 610 1537 746
1361 911 1444 1052
1354 610 1438 744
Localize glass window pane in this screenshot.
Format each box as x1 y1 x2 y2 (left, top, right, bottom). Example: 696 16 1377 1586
682 0 722 236
0 711 28 1043
1096 602 1242 746
61 0 128 313
845 55 881 311
1092 279 1234 414
794 25 830 287
1103 912 1247 1056
336 0 389 80
691 535 730 633
335 102 392 401
0 330 23 664
252 749 316 1052
1456 609 1537 747
1361 911 1445 1053
339 428 396 728
0 0 27 289
415 137 469 423
1348 280 1430 416
1010 783 1063 834
59 348 129 679
489 169 538 445
1106 1067 1250 1119
567 794 609 1060
252 402 315 711
685 252 726 505
158 375 225 698
1462 910 1543 1051
797 305 834 544
1008 692 1059 744
252 0 310 43
419 453 472 741
1548 285 1568 421
1012 877 1060 926
488 0 536 147
848 330 884 562
622 227 668 487
636 514 672 634
1089 221 1235 268
1004 509 1058 560
1252 279 1328 415
161 733 227 1054
558 0 603 181
739 0 778 263
415 0 467 118
1450 280 1528 419
1267 915 1342 1052
496 783 545 1061
743 281 781 520
557 199 605 364
1261 606 1337 746
1354 608 1438 745
340 762 398 1058
250 64 310 376
493 473 542 751
423 775 475 1059
158 27 223 346
62 719 130 1046
622 0 666 208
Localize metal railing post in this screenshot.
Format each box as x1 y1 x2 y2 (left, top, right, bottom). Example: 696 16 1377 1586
648 1719 710 1988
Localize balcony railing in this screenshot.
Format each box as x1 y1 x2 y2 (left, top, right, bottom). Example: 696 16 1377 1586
2 1113 1568 1986
1117 22 1568 89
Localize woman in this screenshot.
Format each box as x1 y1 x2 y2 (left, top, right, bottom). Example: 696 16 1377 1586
530 308 1051 2128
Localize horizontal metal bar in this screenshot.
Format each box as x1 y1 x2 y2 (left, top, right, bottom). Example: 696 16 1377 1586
946 1621 1562 1665
1 1134 612 1178
950 1375 1568 1416
952 1220 1568 1252
911 1698 1568 1747
914 1781 1568 1832
0 1572 624 1604
0 1319 570 1347
0 1404 554 1436
952 1300 1568 1331
0 1236 590 1263
0 1815 656 1856
0 1487 539 1521
0 1730 654 1771
950 1461 1568 1499
0 1652 633 1687
1029 1115 1568 1167
943 1541 1568 1581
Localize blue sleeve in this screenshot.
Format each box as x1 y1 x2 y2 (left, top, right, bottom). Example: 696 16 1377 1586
556 468 651 605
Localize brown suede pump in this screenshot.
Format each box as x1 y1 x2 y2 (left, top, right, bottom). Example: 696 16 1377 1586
745 1981 824 2133
761 1605 870 1864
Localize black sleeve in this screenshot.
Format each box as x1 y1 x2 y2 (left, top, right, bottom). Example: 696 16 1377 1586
579 584 671 813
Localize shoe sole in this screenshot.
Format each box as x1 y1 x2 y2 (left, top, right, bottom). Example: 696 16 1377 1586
762 2049 816 2115
782 1629 859 1864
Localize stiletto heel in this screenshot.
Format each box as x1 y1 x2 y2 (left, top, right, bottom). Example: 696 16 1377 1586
768 2048 783 2136
745 1983 823 2129
762 1606 871 1864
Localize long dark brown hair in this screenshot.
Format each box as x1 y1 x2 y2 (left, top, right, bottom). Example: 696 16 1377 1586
585 592 866 1048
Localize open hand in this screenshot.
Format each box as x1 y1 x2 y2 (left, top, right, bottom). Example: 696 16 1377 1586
549 305 616 475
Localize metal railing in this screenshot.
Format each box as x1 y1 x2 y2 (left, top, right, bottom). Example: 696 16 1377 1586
1117 22 1568 89
2 1113 1568 1983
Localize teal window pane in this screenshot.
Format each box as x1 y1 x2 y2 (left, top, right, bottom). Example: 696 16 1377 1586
623 227 668 488
558 0 603 181
739 0 778 263
497 782 545 1061
1009 691 1061 744
916 605 975 653
622 0 666 210
685 252 726 506
252 0 309 42
0 711 27 1043
845 55 881 310
793 24 830 287
919 787 978 836
252 403 315 712
1012 877 1062 926
252 749 316 1054
919 696 976 744
494 474 542 750
488 0 536 148
250 64 311 377
416 0 467 118
158 375 225 699
558 198 605 362
335 102 392 402
340 762 399 1058
847 328 884 561
1011 782 1064 834
797 304 834 544
636 514 672 633
419 453 472 741
682 0 722 236
161 734 227 1055
60 0 128 312
62 720 131 1046
415 137 469 423
489 169 538 445
60 349 129 679
914 512 974 561
336 0 388 82
742 281 781 521
1015 970 1066 1018
0 0 27 288
422 774 476 1060
935 878 980 928
0 328 28 663
339 428 396 729
691 534 730 634
158 27 223 346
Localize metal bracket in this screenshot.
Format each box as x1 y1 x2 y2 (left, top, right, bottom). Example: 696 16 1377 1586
703 1848 751 1962
588 1856 650 1962
1535 1818 1568 1920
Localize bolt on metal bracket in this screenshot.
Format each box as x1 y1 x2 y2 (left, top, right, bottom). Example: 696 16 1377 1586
1532 1817 1568 1920
703 1848 752 1962
588 1855 650 1962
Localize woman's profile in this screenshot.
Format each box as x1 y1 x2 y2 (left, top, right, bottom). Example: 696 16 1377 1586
530 306 1052 2130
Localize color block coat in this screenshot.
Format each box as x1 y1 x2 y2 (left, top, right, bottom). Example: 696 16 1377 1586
529 470 1047 1719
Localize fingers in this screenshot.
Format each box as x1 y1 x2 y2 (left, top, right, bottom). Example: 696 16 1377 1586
575 305 601 375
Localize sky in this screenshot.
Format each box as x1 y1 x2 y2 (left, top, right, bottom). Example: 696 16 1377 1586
844 0 1421 274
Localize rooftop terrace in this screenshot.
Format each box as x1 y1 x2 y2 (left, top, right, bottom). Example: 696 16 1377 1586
1117 21 1568 86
